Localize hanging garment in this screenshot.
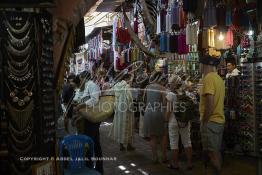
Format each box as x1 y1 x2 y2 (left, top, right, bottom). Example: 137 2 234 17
179 6 185 28
160 9 167 32
195 0 205 18
186 23 199 45
226 8 232 26
240 35 250 48
232 8 240 28
117 27 131 44
239 9 250 29
183 0 198 13
157 12 161 34
166 10 172 32
201 29 209 49
216 3 226 28
208 28 215 48
134 14 138 34
166 33 170 52
171 1 179 26
203 0 217 28
160 33 168 52
178 33 189 54
169 34 178 53
225 28 234 48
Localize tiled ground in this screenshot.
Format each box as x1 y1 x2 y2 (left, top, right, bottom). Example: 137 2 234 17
100 118 258 175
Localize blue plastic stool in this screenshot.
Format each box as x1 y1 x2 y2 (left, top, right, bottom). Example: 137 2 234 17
59 134 101 175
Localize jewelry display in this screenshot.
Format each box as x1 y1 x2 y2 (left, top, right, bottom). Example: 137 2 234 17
9 78 33 90
3 13 30 34
10 127 32 145
7 52 31 67
7 100 34 129
7 26 31 48
11 163 32 175
6 82 34 107
8 71 32 82
6 41 32 57
9 121 32 137
7 62 29 76
41 18 51 34
10 139 33 154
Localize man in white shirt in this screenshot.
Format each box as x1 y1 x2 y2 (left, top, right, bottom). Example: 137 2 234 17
74 71 104 174
226 60 240 79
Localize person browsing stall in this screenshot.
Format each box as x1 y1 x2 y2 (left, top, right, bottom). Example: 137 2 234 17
74 71 104 174
199 56 225 175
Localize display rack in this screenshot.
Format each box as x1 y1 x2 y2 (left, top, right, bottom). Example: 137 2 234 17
239 62 256 156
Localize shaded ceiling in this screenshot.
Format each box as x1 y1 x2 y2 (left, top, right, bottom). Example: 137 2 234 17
96 0 124 12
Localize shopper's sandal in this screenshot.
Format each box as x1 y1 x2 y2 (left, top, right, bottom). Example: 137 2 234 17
167 164 179 170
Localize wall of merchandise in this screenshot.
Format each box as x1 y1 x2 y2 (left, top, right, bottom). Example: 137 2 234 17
0 10 56 175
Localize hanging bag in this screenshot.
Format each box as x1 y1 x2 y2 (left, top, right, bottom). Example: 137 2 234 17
174 92 199 123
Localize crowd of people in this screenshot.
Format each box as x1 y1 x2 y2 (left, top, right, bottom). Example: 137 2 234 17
60 55 226 175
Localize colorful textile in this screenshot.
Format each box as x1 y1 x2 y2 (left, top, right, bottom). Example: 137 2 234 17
203 0 217 27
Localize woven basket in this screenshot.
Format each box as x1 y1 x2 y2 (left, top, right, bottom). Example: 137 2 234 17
78 95 115 123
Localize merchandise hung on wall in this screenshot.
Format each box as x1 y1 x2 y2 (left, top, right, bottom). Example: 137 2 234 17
0 10 55 175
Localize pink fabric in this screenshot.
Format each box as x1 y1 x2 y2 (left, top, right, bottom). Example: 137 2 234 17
225 29 234 47
178 34 189 54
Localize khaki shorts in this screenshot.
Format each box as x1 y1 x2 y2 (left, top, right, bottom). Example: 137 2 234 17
201 122 224 152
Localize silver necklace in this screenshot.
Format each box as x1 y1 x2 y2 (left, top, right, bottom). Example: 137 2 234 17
41 18 51 34
10 127 32 145
8 120 32 137
6 82 34 107
6 41 32 57
7 26 31 48
7 52 31 67
8 70 32 82
3 13 30 34
7 61 29 76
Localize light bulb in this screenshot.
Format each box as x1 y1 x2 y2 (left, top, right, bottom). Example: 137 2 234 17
218 32 224 41
248 30 254 36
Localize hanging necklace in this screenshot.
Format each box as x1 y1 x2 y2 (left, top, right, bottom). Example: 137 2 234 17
6 41 32 57
7 100 33 130
41 18 51 34
9 120 32 137
7 52 31 67
3 12 31 34
9 77 33 90
8 68 33 82
9 139 33 155
6 82 34 107
7 61 29 76
7 26 31 48
10 126 33 145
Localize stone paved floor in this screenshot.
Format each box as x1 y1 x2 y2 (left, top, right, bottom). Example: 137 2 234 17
100 118 258 175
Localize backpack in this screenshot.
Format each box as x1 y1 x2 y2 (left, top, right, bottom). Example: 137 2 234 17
175 92 199 123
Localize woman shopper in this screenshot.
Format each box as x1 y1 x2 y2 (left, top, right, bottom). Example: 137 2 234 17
143 72 168 163
109 73 135 151
165 75 193 170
